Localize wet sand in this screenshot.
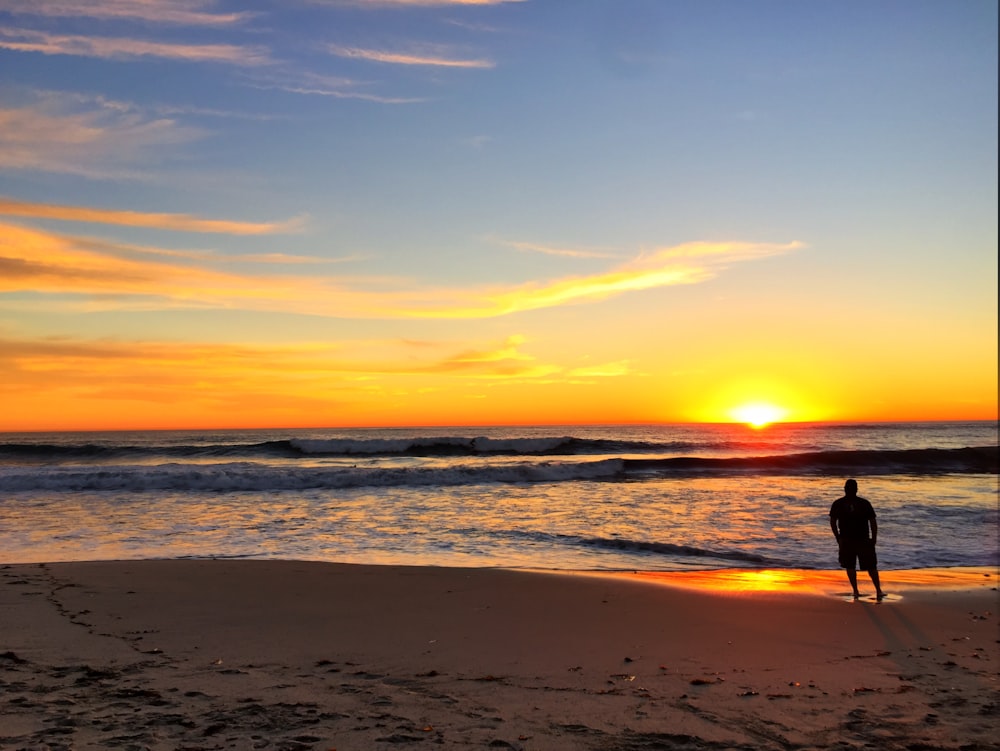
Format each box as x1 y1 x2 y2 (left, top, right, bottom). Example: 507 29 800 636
1 560 997 750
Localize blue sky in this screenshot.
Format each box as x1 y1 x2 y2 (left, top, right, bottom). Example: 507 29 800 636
1 0 997 429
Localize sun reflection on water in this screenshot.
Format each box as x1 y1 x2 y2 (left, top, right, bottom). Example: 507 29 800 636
620 567 995 595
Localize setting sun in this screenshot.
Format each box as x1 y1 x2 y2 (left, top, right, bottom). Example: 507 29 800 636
729 402 788 428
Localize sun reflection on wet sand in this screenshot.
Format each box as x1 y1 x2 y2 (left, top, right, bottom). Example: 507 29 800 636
581 567 997 595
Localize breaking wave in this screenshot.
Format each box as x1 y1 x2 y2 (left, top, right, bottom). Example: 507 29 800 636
0 458 627 493
624 446 998 476
1 445 994 494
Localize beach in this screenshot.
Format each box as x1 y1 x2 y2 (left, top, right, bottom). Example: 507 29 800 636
2 561 997 750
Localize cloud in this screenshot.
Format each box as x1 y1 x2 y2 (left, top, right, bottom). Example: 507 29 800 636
0 221 353 309
318 1 523 6
0 226 213 291
0 96 203 177
0 0 253 25
501 239 621 260
329 43 494 68
250 71 425 104
0 26 270 64
422 336 558 378
390 241 804 318
67 235 358 266
449 334 530 362
568 360 633 378
55 90 287 121
0 196 304 236
0 332 554 404
0 338 347 411
273 85 425 104
0 220 802 319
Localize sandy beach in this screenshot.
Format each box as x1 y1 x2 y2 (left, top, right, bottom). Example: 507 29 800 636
1 561 997 751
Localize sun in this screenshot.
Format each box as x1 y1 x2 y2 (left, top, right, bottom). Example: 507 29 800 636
692 378 818 426
729 402 787 429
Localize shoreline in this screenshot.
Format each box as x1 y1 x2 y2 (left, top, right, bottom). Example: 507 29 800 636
2 559 997 750
3 558 996 580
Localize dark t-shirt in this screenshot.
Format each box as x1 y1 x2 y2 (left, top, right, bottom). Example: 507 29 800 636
830 495 876 541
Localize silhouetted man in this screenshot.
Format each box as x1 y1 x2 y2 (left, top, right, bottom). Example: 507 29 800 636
829 478 884 600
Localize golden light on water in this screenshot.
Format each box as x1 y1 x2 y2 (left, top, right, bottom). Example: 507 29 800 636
625 567 996 595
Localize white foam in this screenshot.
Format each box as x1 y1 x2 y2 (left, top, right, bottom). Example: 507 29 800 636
0 458 626 493
287 436 576 455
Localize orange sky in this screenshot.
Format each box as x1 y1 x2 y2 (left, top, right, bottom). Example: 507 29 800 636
1 211 996 431
0 213 997 431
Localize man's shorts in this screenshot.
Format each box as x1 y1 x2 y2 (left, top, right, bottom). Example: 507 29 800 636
838 539 877 571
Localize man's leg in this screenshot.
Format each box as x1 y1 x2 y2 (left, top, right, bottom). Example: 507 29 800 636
868 568 884 599
846 568 860 597
859 542 883 599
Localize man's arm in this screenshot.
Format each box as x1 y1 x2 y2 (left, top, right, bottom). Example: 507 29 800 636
869 517 878 545
830 514 840 541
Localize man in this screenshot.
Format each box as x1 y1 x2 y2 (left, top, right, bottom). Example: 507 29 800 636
829 478 884 600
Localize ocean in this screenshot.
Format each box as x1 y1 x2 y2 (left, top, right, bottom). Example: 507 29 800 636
0 422 996 572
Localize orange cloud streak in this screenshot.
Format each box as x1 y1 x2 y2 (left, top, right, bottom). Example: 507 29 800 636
0 27 270 64
0 327 644 430
329 44 494 68
0 197 303 235
385 241 803 318
1 220 802 319
0 0 253 25
340 0 523 6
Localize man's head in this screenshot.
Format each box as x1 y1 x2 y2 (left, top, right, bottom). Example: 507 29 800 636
844 478 858 496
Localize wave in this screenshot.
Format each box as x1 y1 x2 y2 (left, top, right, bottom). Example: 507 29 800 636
488 529 787 567
2 426 995 472
624 446 998 476
576 535 774 565
0 440 297 463
0 458 627 493
0 435 779 463
0 446 993 494
519 531 775 566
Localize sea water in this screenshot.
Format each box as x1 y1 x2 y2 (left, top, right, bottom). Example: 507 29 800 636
0 422 996 571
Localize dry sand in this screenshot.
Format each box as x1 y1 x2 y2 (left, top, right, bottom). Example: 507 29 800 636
1 560 997 751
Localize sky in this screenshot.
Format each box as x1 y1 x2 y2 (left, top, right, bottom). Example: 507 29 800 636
0 0 997 431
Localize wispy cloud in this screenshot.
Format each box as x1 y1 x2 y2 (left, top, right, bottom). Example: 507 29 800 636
275 85 425 104
0 0 253 25
55 90 287 121
1 221 401 333
0 196 304 236
0 26 270 64
501 239 622 260
320 1 524 6
388 241 803 318
1 219 803 319
67 235 360 266
0 96 203 177
434 342 561 377
0 221 357 308
0 332 555 410
250 71 425 104
568 360 632 378
0 223 242 295
329 43 494 68
444 18 508 33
